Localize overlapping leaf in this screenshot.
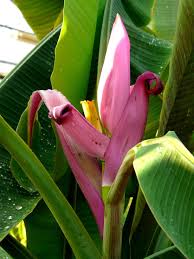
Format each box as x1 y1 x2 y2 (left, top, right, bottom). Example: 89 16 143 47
0 26 60 242
151 0 179 41
134 132 194 258
158 0 194 151
0 247 13 259
51 0 102 108
122 0 154 27
13 0 63 39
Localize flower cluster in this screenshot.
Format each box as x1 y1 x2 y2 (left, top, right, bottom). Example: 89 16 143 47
28 15 163 235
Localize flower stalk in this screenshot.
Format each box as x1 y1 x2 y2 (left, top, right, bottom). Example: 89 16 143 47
103 202 123 259
103 149 135 258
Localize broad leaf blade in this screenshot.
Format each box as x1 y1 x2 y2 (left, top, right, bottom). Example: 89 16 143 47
13 0 63 39
123 0 154 27
0 116 101 259
134 132 194 258
25 200 65 259
0 247 13 259
144 96 162 139
51 0 101 108
0 26 60 242
24 170 73 259
0 148 40 241
151 0 179 41
10 106 59 192
0 27 60 129
158 0 194 150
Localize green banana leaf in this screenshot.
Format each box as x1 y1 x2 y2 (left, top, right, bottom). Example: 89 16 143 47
158 0 194 151
0 26 60 242
25 200 65 258
0 246 13 259
122 0 154 27
134 132 194 258
0 148 39 241
13 0 63 39
151 0 179 41
51 0 103 108
0 115 101 259
10 109 55 192
24 170 73 259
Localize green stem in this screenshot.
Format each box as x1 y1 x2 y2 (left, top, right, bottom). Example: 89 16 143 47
103 202 123 259
102 149 135 259
0 115 101 259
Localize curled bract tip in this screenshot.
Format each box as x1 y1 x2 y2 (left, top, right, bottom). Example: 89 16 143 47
145 76 163 95
48 104 73 125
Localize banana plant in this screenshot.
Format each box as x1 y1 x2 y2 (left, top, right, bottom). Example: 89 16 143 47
0 0 193 258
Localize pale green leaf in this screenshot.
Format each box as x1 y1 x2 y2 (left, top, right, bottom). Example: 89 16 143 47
134 132 194 258
51 0 101 108
151 0 180 41
13 0 63 39
158 0 194 151
0 247 13 259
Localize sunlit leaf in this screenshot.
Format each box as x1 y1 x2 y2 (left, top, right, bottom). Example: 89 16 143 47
51 0 102 108
134 132 194 258
0 26 60 243
0 246 13 259
151 0 180 41
13 0 63 39
158 0 194 151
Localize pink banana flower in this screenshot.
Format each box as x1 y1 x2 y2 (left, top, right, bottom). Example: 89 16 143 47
28 15 163 236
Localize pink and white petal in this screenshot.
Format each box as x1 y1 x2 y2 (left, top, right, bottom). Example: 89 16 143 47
97 14 130 134
28 89 105 234
49 103 110 159
103 72 162 186
56 126 104 235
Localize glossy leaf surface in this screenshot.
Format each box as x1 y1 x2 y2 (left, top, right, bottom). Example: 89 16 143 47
134 132 194 258
13 0 63 39
0 27 60 243
151 0 179 41
51 0 101 108
158 0 194 151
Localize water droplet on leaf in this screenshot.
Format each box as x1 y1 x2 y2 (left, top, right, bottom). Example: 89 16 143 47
16 205 22 210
